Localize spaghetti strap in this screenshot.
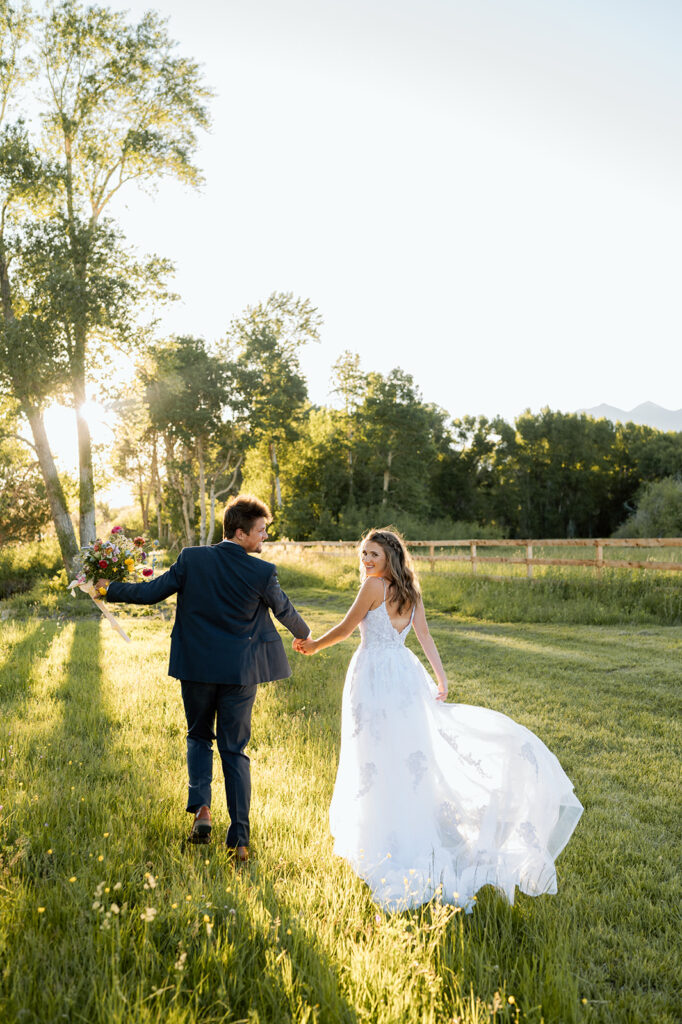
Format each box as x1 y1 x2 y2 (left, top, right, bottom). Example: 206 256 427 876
381 578 388 603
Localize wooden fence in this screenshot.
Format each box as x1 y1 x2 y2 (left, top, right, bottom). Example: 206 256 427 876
266 537 682 577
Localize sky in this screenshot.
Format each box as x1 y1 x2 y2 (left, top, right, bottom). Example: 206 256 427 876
42 0 682 476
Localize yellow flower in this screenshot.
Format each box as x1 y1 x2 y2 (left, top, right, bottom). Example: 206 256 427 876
98 855 104 862
203 914 211 923
171 902 178 909
68 876 77 883
185 895 192 901
98 587 107 596
46 849 52 855
37 907 46 913
125 558 135 569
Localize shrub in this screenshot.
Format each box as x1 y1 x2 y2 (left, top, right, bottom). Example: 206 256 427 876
614 477 682 537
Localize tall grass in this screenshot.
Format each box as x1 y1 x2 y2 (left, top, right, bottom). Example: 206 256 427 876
1 573 680 1022
268 551 682 626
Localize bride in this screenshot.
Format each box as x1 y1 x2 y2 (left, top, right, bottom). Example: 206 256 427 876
295 529 583 912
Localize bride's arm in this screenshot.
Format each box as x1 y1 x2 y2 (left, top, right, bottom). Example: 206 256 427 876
296 577 384 654
412 598 449 701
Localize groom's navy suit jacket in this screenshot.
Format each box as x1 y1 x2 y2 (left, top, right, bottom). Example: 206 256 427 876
106 542 309 685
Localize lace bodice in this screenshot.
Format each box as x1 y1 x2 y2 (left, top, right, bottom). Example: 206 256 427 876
359 596 415 649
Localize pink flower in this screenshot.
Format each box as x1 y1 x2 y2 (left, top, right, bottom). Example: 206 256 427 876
98 559 108 569
142 568 153 578
111 526 122 534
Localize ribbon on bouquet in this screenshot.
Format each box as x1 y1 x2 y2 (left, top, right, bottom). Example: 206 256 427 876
68 580 131 643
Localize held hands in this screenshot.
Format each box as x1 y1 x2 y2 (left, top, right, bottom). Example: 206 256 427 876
436 680 448 702
292 636 318 655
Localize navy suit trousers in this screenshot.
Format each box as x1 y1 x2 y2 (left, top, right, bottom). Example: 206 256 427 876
181 680 258 847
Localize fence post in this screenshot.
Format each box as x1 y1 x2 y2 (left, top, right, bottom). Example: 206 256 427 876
429 543 435 571
526 543 533 579
471 542 477 575
595 540 604 574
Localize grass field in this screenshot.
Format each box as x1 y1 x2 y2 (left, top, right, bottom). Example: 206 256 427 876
0 558 680 1023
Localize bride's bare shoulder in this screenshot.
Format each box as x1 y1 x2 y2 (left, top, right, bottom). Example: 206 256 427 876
358 575 385 605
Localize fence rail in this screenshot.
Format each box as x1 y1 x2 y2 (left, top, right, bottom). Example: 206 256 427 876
266 537 682 577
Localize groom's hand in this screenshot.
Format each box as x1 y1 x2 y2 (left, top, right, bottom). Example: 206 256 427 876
94 578 110 596
294 637 318 655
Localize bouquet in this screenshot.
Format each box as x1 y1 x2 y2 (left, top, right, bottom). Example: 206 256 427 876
68 526 155 642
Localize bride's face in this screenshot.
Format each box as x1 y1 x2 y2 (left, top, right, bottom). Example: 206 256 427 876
361 541 388 577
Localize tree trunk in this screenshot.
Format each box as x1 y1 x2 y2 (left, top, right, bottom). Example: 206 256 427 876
143 486 151 533
65 163 97 546
208 481 216 546
151 435 164 542
181 445 195 546
269 440 282 509
182 472 195 546
197 435 207 545
0 248 80 574
72 366 96 546
382 449 393 505
24 404 80 574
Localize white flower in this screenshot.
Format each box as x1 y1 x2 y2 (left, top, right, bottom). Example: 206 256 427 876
110 903 120 915
143 872 157 890
140 906 157 923
174 951 187 971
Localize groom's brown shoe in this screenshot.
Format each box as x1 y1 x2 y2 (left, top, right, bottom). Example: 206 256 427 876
189 805 212 844
226 844 249 863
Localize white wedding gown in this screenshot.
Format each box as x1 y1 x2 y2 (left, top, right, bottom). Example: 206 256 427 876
329 595 583 912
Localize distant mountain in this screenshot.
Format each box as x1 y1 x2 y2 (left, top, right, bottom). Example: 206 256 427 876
578 402 682 432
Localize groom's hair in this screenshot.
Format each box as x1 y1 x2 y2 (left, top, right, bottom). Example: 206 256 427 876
223 494 272 538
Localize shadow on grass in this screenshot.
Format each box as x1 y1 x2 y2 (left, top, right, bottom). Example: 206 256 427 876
0 619 65 717
6 620 360 1024
191 868 360 1024
260 669 586 1024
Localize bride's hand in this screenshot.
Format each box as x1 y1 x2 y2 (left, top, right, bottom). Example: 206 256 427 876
292 637 318 655
436 680 448 702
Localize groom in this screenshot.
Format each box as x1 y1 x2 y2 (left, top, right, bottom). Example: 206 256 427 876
97 494 310 858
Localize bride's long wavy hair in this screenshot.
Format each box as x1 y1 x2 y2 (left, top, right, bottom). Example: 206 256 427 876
359 528 421 614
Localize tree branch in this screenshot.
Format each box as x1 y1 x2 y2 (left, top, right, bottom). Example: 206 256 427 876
0 431 38 453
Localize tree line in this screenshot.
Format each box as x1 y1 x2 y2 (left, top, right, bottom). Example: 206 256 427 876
111 334 682 546
0 2 680 570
